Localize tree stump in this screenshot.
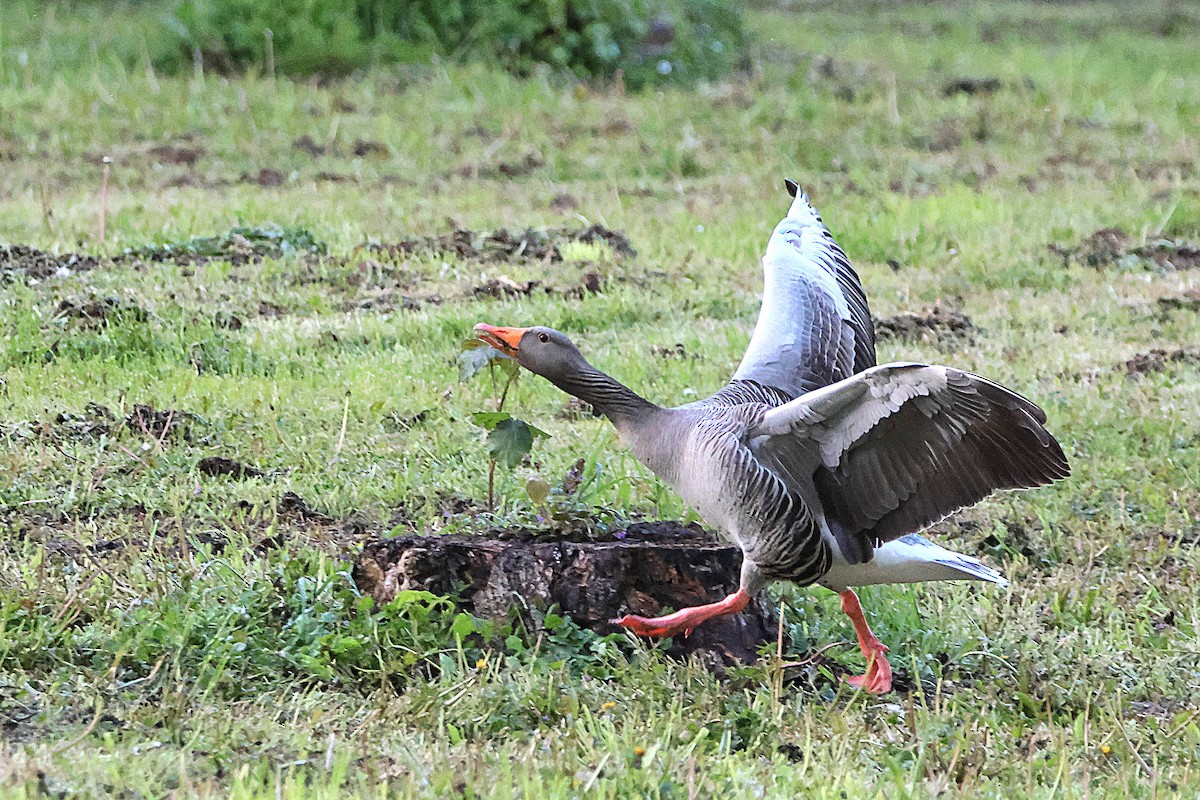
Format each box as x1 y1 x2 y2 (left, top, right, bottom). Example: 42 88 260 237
352 521 776 666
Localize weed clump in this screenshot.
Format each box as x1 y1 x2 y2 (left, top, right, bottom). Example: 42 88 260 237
164 0 748 88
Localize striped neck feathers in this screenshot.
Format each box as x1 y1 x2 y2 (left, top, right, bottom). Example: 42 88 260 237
547 360 658 425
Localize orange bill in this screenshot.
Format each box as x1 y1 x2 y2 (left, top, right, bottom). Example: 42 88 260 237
474 323 527 356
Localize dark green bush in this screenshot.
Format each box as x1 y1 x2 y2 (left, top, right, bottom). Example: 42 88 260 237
170 0 368 75
167 0 748 87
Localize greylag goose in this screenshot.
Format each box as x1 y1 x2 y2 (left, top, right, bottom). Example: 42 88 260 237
474 180 1069 694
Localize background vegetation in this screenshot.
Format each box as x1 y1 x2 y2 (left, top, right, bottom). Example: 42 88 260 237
0 0 1198 796
71 0 750 87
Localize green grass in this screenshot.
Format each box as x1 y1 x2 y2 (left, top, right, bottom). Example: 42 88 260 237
1 0 1199 796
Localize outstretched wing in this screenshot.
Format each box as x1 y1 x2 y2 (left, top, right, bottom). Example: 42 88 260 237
726 180 876 402
748 362 1070 563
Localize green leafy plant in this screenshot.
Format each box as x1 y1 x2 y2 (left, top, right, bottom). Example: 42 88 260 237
165 0 748 87
458 339 550 511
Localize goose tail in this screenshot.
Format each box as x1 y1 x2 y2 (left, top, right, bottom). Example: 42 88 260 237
823 533 1009 589
780 178 824 227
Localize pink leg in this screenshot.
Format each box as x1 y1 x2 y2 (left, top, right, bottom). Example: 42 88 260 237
839 589 893 694
613 589 751 639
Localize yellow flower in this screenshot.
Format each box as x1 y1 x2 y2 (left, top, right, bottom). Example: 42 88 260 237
476 657 487 669
1101 744 1111 755
634 747 646 757
601 701 617 711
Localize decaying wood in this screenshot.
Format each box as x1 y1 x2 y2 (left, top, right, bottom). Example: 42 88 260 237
352 522 776 666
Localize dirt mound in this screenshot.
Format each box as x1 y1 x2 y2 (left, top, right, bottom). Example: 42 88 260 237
1158 289 1200 313
30 402 197 443
1053 227 1200 270
874 307 975 344
53 297 149 328
458 151 544 179
51 403 119 439
472 276 545 299
197 456 264 479
0 244 98 280
148 141 203 167
942 76 1001 96
368 224 635 264
1124 348 1200 377
125 404 196 441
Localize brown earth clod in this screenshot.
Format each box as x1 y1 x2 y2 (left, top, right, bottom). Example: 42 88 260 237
1158 289 1200 313
1 245 99 281
1053 227 1200 270
943 76 1002 96
874 307 976 344
197 456 264 480
148 142 203 167
53 297 149 328
1124 348 1200 378
278 491 334 525
125 404 194 441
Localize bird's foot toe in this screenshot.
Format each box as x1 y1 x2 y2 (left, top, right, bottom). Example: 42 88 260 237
842 647 893 694
612 614 691 639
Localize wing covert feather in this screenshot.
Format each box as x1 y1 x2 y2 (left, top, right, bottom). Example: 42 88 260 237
750 363 1070 560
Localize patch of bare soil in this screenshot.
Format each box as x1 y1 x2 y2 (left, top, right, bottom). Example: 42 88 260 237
25 402 196 444
277 491 335 525
349 292 426 313
874 307 976 345
942 76 1001 96
125 403 196 442
0 245 99 281
472 276 546 299
197 456 264 479
352 138 389 158
1158 289 1200 313
1052 227 1200 270
368 224 636 264
53 297 149 328
213 311 244 330
1124 348 1200 378
245 168 286 187
458 151 544 179
51 403 119 440
549 192 580 212
293 135 325 157
148 142 203 167
581 270 603 294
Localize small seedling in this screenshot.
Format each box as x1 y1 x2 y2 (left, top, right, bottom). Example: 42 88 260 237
458 339 549 511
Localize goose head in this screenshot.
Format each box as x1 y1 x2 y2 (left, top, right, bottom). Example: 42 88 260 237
474 323 588 381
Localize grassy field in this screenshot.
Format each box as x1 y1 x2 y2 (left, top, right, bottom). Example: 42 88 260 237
1 0 1199 796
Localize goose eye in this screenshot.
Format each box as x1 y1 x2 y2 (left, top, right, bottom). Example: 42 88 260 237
537 332 550 343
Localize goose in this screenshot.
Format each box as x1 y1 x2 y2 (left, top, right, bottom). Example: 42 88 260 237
474 180 1069 694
